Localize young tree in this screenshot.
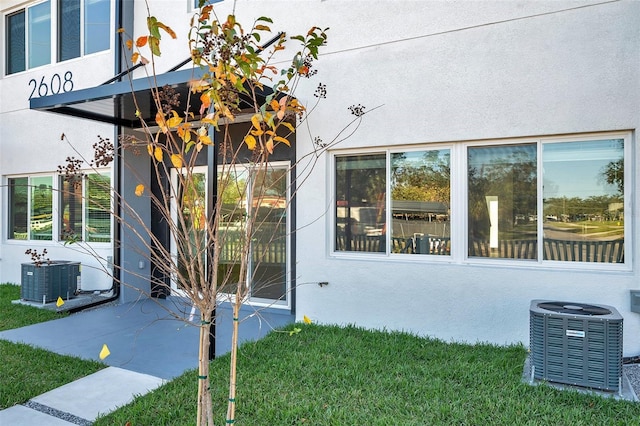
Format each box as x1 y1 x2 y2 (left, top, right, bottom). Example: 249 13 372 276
54 2 363 424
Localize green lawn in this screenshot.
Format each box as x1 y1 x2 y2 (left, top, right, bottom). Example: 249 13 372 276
2 283 638 424
96 324 640 425
0 284 105 409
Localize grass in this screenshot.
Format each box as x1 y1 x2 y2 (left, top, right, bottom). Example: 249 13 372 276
96 324 640 425
0 283 105 409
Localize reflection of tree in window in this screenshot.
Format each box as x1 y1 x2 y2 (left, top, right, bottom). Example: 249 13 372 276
467 145 537 257
335 154 386 252
390 150 451 253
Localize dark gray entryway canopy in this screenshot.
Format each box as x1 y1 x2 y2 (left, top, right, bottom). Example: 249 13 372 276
29 68 205 128
29 67 277 128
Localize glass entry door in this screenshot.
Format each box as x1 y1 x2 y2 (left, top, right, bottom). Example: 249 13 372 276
171 163 290 306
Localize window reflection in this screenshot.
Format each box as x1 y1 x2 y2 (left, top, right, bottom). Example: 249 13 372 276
467 144 537 259
391 149 450 255
335 154 386 252
543 139 624 262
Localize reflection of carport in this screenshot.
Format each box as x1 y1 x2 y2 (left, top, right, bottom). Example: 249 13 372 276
392 200 449 219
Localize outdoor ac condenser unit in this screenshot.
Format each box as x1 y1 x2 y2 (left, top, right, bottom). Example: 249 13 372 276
529 300 623 392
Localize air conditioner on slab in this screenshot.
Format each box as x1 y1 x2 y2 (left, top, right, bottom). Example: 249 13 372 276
529 300 623 392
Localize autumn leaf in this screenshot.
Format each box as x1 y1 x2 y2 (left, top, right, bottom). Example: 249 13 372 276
154 146 163 162
149 36 161 56
135 36 148 47
281 121 295 133
131 52 140 63
166 111 182 128
266 138 274 154
170 154 183 168
251 114 262 131
99 344 111 360
244 134 256 150
155 21 177 39
126 39 133 50
274 136 290 146
303 315 312 324
135 184 145 196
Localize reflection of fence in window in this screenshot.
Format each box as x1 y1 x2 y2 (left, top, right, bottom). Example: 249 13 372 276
467 238 624 263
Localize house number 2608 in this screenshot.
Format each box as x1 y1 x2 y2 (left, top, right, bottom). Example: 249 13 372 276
28 71 74 100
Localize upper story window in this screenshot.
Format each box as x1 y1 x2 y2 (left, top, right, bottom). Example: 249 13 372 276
192 0 223 10
5 0 111 76
333 132 629 268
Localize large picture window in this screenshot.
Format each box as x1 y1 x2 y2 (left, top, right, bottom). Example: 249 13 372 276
333 132 628 267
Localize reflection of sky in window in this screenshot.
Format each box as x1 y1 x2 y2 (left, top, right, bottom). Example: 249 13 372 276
392 149 450 169
468 144 536 168
543 139 623 199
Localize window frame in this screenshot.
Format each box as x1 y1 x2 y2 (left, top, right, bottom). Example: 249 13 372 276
330 131 631 271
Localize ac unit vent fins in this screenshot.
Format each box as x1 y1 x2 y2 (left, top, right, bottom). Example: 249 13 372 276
529 300 623 392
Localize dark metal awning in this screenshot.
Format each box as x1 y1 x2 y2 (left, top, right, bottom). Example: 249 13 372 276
30 67 276 128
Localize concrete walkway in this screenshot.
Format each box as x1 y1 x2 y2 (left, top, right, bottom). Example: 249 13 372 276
0 296 294 425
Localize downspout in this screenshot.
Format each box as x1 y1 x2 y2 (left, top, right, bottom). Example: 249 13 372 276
69 0 129 312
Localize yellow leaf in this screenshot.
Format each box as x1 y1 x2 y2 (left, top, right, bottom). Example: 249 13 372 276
266 138 274 154
131 52 139 63
303 315 312 324
281 121 296 133
274 135 290 146
56 297 64 308
99 344 111 360
251 114 262 131
198 134 212 145
147 144 153 156
135 184 145 196
244 134 256 150
154 146 163 162
126 39 133 50
166 111 183 128
170 154 182 168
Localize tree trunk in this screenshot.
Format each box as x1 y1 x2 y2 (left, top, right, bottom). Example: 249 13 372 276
197 311 214 426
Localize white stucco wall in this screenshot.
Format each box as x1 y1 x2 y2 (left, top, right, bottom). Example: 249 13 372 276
0 1 117 291
3 0 636 356
132 0 639 355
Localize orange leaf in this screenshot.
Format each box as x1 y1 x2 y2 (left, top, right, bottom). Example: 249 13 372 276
131 52 140 63
126 39 133 50
266 138 274 154
135 184 145 196
136 36 148 47
270 99 280 111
